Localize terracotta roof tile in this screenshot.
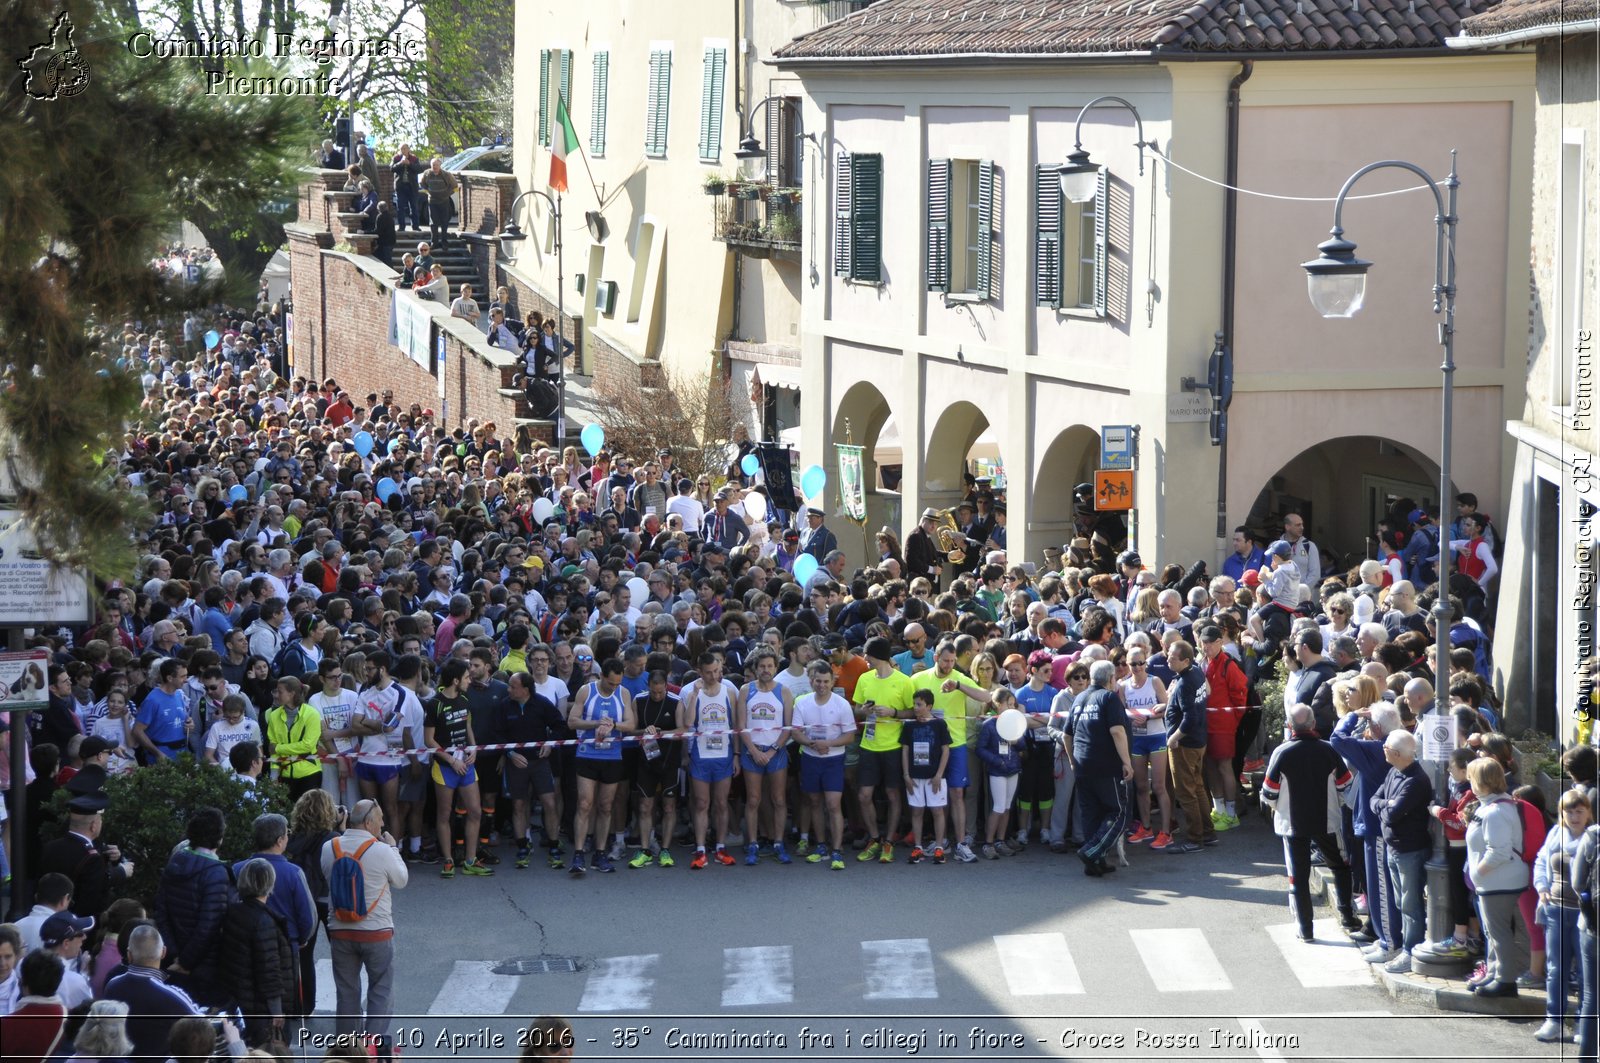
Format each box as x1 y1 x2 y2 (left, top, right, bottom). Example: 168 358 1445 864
773 0 1493 59
1458 0 1598 38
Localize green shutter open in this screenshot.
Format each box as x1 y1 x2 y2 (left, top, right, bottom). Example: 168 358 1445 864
926 158 951 293
538 49 550 146
1034 164 1062 309
1093 167 1109 316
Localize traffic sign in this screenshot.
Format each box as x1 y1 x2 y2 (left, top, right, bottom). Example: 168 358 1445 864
1100 425 1136 470
1093 470 1134 512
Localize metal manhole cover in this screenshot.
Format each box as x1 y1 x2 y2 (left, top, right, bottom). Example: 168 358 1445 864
493 956 581 975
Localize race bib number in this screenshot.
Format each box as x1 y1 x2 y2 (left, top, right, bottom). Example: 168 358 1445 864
998 741 1011 756
698 731 726 758
808 724 829 743
913 740 931 768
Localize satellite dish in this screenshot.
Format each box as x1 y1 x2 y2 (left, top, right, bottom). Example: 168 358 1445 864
585 210 609 243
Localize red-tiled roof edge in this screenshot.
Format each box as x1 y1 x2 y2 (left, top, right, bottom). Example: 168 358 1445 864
1452 0 1600 44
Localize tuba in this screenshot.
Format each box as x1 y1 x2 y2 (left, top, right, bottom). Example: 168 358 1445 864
934 508 968 565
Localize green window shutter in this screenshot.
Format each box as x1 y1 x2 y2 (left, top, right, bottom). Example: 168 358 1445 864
560 50 572 112
976 159 995 298
1034 164 1062 309
698 47 725 163
1093 167 1109 316
590 53 609 156
850 153 883 283
646 51 672 158
926 158 951 293
765 99 784 185
833 151 852 278
538 49 550 146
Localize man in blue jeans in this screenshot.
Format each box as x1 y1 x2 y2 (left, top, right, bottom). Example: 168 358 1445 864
1371 730 1433 973
1331 704 1405 964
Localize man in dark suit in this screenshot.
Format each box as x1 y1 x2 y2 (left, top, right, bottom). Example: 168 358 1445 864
317 139 345 171
906 508 943 588
798 507 838 562
40 792 133 919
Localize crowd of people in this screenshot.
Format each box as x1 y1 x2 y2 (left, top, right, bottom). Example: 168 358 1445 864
0 295 1593 1063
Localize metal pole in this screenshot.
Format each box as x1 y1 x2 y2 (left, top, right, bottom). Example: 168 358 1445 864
6 627 26 920
1424 153 1460 949
554 194 565 446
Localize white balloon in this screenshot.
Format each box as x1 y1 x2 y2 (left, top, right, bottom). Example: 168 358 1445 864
996 708 1027 744
254 458 270 472
530 497 555 524
743 490 767 523
451 539 464 561
626 577 648 602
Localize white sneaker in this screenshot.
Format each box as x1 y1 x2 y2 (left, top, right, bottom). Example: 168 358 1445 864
607 838 627 861
955 843 978 864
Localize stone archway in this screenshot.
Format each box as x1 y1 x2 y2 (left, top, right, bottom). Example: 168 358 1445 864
1244 434 1451 580
830 379 898 565
1030 425 1101 569
923 400 1003 510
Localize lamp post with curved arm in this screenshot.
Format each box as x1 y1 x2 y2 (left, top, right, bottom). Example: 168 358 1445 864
733 95 806 163
1054 95 1157 204
499 189 565 443
1303 151 1460 959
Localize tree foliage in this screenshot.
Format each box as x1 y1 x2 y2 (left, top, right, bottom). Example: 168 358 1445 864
590 365 740 484
0 0 314 577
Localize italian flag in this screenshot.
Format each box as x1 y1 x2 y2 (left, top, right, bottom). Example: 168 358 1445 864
549 95 578 194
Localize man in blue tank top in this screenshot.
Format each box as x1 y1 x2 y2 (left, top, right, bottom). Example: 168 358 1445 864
565 658 635 874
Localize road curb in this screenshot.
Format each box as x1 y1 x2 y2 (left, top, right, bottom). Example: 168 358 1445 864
1306 866 1547 1018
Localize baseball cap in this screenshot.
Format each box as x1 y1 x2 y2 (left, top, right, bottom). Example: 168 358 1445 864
41 911 95 947
822 633 847 650
1241 569 1262 588
79 736 115 759
1267 540 1293 560
1406 508 1429 526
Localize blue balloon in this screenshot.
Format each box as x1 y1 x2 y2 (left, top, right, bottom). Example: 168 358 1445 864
204 330 220 349
352 431 374 457
375 477 399 501
388 437 404 454
740 453 760 477
580 423 606 457
228 484 248 502
800 464 826 500
792 553 818 585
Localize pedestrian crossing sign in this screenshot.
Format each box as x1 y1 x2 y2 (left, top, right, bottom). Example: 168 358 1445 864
1094 470 1134 512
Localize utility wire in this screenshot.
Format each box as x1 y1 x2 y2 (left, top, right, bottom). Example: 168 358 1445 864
1150 144 1430 202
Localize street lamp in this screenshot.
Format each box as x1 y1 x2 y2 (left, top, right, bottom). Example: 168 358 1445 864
1303 150 1460 960
733 95 807 165
1056 95 1155 204
499 189 567 444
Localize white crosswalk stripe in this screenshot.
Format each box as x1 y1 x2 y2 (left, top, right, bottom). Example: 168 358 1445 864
578 954 660 1012
427 960 522 1016
862 938 938 1000
993 932 1085 996
314 957 368 1015
1129 928 1233 992
721 945 795 1007
1265 921 1375 987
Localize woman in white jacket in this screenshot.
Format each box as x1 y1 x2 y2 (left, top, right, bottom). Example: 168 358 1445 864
1464 757 1530 997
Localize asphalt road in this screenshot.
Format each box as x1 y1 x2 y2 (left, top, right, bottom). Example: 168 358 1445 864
299 825 1556 1062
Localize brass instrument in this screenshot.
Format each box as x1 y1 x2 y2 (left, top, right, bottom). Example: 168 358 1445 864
934 508 968 565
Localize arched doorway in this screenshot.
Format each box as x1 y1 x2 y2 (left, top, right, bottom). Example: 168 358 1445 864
831 379 898 565
1245 435 1450 580
923 400 1005 511
1030 425 1101 569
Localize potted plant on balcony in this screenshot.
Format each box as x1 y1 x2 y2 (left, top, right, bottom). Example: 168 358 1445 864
733 182 763 201
767 187 801 207
704 172 728 196
765 212 800 245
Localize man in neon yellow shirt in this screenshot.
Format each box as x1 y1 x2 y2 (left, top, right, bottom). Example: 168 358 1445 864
911 639 993 863
851 637 914 863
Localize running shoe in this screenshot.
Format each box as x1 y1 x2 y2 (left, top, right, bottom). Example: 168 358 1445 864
657 849 675 868
628 849 655 869
607 837 627 862
1163 840 1202 854
440 860 455 878
1201 834 1221 846
955 843 979 863
548 845 566 870
593 851 616 873
995 840 1017 857
1010 832 1028 850
476 848 501 866
1242 756 1266 773
796 839 811 857
461 858 494 876
690 850 708 870
1210 810 1240 831
830 851 845 870
774 843 792 865
908 847 925 864
857 840 882 862
514 844 531 869
714 847 736 866
902 830 918 846
878 843 894 864
417 846 442 865
1149 831 1173 850
932 846 946 864
568 851 586 876
806 848 825 864
745 842 760 866
981 843 1000 860
1126 824 1154 844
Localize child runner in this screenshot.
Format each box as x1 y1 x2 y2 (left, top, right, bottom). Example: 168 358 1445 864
900 689 951 863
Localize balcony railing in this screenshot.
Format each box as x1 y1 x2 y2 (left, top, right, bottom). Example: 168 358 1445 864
710 182 801 259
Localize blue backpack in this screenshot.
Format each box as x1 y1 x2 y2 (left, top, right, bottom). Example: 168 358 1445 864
1450 621 1492 683
328 838 385 922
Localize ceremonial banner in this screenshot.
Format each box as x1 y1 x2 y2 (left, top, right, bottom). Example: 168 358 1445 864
390 290 432 370
836 444 866 523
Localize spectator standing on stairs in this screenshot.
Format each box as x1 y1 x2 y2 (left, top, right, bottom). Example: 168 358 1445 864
391 144 423 230
421 157 458 251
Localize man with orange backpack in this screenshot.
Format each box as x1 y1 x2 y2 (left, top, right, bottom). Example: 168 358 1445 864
320 799 408 1058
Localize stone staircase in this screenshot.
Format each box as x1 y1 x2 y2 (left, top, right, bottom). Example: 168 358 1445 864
395 229 487 298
